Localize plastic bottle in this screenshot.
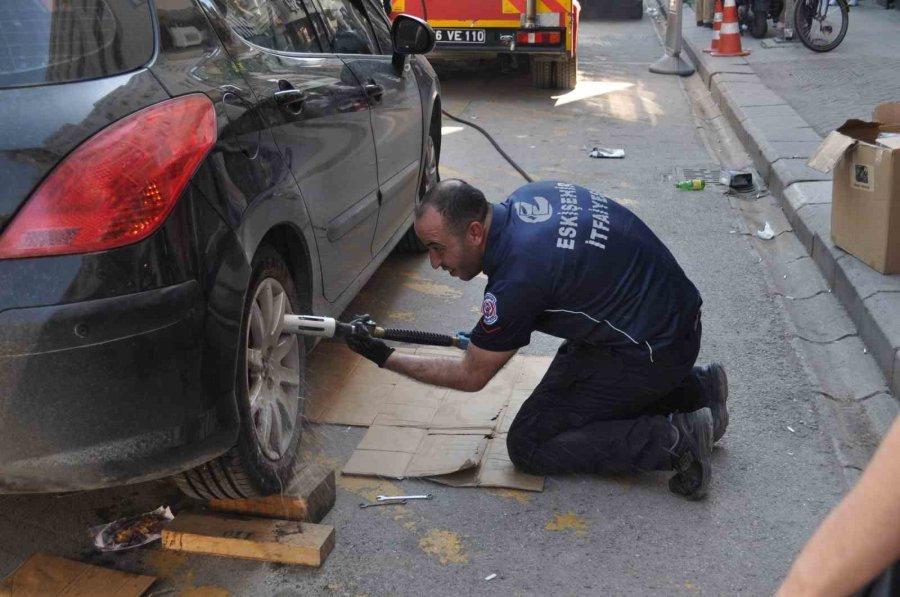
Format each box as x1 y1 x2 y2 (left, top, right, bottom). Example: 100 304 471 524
675 179 705 191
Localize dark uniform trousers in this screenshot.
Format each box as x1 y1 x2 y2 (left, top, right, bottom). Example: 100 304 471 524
506 315 706 476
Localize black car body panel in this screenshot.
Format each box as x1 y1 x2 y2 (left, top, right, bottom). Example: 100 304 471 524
0 0 440 492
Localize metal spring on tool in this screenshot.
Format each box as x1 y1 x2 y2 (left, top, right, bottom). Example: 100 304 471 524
378 327 455 346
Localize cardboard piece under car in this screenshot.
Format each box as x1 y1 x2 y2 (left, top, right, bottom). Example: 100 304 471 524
306 343 551 491
0 552 155 597
162 512 334 567
342 426 489 478
306 343 552 429
429 435 545 492
808 103 900 274
342 427 544 491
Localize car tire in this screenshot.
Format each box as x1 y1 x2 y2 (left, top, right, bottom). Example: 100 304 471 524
174 246 305 500
397 116 440 253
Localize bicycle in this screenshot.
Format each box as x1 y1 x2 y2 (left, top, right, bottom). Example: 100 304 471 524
793 0 849 52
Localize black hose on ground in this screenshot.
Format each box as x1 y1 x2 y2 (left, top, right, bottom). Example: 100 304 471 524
441 108 534 183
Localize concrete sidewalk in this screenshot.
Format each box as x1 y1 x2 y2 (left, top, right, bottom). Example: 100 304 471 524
662 1 900 431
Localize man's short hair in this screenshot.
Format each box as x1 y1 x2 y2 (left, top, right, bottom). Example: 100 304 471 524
416 179 489 238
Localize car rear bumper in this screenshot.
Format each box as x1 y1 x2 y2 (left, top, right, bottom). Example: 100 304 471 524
0 281 238 493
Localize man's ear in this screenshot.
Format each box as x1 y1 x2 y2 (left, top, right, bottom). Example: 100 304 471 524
466 220 485 246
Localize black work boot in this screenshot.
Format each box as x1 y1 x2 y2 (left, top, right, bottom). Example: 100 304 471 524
696 362 729 443
668 408 713 501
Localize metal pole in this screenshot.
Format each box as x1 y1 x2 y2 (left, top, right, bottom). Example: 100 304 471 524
525 0 537 27
649 0 696 76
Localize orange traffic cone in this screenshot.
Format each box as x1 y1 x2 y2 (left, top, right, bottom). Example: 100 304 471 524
703 0 723 54
711 0 750 57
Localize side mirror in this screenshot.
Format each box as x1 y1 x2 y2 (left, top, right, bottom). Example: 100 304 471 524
391 15 436 55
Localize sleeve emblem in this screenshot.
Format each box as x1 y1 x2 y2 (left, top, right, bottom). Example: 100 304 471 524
481 292 499 325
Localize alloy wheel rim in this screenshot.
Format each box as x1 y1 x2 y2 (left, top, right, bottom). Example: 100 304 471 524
422 135 438 196
246 278 301 461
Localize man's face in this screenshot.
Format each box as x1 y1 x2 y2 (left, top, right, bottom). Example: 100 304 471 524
414 206 484 281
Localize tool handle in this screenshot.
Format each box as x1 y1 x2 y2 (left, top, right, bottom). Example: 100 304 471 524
375 327 466 348
376 327 454 346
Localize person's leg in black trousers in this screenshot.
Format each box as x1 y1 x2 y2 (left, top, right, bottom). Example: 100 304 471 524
505 320 718 499
632 319 730 442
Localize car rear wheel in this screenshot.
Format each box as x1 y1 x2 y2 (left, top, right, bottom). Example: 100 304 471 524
397 119 440 253
174 246 305 500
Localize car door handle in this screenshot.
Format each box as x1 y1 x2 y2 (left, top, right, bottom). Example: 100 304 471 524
274 89 308 109
364 82 384 102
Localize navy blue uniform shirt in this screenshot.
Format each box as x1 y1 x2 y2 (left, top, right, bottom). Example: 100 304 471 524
469 181 702 361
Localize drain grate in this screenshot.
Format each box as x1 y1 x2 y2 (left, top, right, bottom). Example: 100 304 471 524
676 167 724 185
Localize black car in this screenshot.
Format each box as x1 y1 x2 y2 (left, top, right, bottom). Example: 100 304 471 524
0 0 440 498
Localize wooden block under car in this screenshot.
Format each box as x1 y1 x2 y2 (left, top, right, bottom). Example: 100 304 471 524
208 465 335 523
0 552 155 597
162 512 334 567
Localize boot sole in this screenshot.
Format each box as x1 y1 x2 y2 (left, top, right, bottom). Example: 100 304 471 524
708 362 729 443
669 408 713 501
687 408 713 501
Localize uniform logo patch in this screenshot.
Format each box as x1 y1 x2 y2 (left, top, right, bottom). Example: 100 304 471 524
481 292 499 325
513 196 553 223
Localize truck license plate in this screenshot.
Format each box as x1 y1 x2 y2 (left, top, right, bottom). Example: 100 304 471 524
435 29 486 44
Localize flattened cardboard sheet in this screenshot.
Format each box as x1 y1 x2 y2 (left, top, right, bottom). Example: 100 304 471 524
341 399 540 490
306 342 553 431
429 436 545 492
307 342 552 490
341 426 489 478
0 553 156 597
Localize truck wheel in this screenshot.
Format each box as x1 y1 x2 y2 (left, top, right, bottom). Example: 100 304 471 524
398 117 440 253
552 56 578 90
174 246 305 500
531 58 554 89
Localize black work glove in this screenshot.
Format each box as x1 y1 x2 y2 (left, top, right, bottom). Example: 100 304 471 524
346 314 394 368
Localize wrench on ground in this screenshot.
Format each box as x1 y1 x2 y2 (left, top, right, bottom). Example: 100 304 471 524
360 500 407 509
376 494 433 502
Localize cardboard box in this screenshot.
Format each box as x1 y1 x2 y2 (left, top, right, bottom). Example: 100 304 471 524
808 103 900 274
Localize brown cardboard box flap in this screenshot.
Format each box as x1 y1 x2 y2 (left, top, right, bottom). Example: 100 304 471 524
874 103 900 125
808 105 900 173
836 119 884 144
808 130 857 173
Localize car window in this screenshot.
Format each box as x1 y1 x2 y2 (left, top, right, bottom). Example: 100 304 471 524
362 0 392 54
310 0 377 55
219 0 322 53
0 0 154 89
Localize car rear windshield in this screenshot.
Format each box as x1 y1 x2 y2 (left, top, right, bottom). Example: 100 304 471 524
0 0 154 89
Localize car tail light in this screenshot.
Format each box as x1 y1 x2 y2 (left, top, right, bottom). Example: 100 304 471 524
516 30 562 45
0 94 216 260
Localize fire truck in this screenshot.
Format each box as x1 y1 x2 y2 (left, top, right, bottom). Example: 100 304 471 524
390 0 581 90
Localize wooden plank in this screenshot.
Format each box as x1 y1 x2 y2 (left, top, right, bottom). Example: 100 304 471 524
162 512 334 567
0 553 155 597
208 466 335 523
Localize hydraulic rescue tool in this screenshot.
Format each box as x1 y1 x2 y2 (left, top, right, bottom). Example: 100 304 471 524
282 315 470 350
